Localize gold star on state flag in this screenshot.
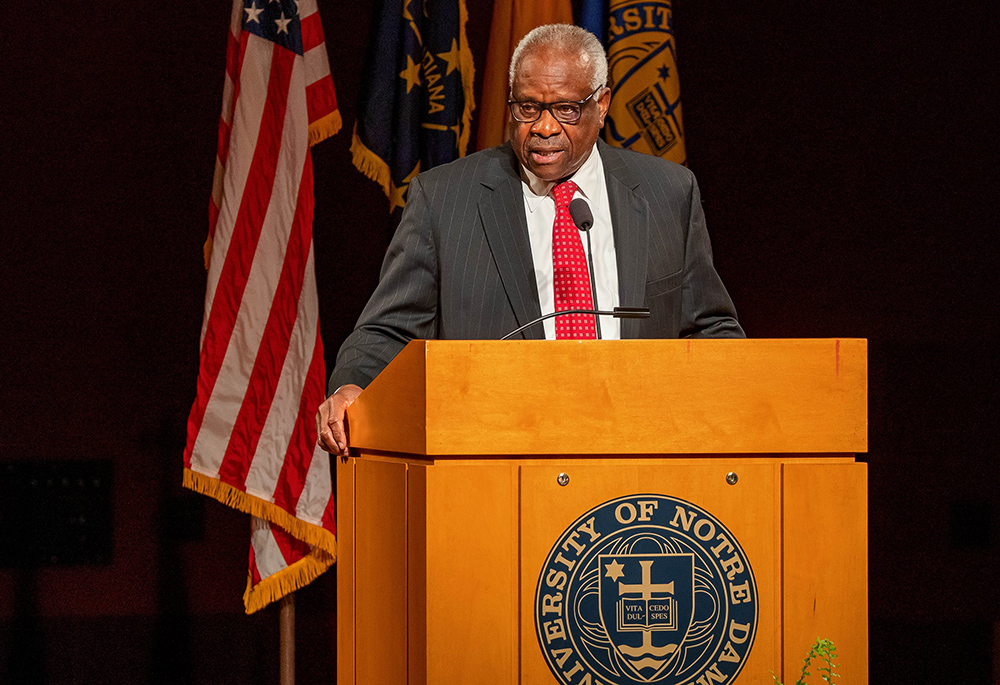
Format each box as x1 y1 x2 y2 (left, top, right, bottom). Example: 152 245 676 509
399 54 421 94
437 39 462 76
389 162 422 212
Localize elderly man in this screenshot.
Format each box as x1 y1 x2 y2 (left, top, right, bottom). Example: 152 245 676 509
317 24 743 454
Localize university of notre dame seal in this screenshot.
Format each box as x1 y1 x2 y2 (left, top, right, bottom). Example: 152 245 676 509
534 494 757 685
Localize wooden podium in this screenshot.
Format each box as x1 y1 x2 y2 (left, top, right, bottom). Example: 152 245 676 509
336 339 867 685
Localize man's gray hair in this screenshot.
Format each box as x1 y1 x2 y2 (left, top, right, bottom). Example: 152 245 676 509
509 24 608 92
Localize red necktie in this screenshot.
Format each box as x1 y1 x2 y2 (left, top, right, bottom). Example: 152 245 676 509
552 180 597 339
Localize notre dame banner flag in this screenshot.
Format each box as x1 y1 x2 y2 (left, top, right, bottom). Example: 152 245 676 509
351 0 475 213
604 0 687 165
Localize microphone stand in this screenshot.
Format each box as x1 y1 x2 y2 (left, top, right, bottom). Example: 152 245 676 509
500 307 650 340
580 228 601 339
568 197 601 338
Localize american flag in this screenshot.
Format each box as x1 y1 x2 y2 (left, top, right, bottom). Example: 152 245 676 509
184 0 340 613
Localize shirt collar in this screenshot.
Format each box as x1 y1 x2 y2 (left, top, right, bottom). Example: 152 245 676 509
520 143 603 213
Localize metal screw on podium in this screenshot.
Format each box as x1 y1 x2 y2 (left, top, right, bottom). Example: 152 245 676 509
557 473 570 486
726 471 739 485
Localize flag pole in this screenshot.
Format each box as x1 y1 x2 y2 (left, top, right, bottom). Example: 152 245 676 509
280 593 295 685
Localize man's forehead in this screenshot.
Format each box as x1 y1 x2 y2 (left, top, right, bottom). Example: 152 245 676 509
515 46 586 76
512 47 590 91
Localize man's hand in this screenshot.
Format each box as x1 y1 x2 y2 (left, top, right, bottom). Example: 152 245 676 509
315 384 363 456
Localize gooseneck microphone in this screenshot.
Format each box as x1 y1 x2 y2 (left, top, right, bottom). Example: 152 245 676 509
567 197 594 231
499 307 650 341
567 198 601 339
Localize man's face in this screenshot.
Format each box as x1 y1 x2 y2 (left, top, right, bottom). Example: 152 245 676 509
508 46 610 182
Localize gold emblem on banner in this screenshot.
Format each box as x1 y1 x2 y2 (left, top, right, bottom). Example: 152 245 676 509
605 0 687 165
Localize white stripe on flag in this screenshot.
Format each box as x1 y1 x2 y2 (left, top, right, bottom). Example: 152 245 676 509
245 243 319 500
295 443 332 526
303 42 331 86
297 0 319 18
250 518 290 580
228 1 243 37
220 72 236 128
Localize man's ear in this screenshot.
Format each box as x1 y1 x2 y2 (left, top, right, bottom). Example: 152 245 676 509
597 86 611 127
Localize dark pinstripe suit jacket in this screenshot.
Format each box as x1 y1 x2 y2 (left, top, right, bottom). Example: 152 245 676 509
329 140 744 391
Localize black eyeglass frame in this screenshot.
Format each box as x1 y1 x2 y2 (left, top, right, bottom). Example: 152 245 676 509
506 86 605 125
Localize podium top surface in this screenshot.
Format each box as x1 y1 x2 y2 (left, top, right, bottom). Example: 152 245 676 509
346 338 867 456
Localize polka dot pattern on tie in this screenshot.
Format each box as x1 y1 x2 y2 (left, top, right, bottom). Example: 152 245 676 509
551 180 597 340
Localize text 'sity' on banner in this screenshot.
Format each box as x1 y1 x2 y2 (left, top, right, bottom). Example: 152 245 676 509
605 0 687 165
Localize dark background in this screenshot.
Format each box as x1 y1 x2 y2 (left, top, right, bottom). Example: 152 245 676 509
2 0 996 682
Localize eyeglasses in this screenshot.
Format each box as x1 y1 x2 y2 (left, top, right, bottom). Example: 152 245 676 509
507 87 604 125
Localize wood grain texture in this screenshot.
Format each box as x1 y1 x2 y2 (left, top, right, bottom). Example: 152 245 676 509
782 462 868 685
407 465 427 685
348 341 428 455
336 457 355 685
347 339 867 456
354 459 408 685
422 464 516 683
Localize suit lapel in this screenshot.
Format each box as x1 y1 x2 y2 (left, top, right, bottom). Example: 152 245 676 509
478 146 545 339
601 142 649 339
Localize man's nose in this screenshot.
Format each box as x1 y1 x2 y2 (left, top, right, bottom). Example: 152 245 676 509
530 109 563 137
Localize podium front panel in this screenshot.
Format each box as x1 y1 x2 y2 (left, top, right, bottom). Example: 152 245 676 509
782 462 868 685
339 453 865 684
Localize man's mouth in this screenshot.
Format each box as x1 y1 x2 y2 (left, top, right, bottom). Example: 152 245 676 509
529 148 564 163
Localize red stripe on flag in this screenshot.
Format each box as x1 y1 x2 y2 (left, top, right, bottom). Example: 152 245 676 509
217 32 241 167
231 32 249 121
249 542 262 585
217 117 232 168
183 41 296 470
218 155 315 486
272 521 311 566
212 32 243 178
226 30 241 84
211 33 242 242
272 323 325 515
300 12 325 53
306 74 338 126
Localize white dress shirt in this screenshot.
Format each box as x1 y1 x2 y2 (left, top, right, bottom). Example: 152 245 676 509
520 144 621 339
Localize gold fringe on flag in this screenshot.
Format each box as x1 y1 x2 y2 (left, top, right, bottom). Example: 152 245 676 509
308 109 343 147
183 468 338 557
243 546 335 614
202 236 214 271
456 0 476 157
350 123 393 198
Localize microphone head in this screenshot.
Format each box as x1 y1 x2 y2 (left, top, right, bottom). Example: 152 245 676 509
568 198 594 232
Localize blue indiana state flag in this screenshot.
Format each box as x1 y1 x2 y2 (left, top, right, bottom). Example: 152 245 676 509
351 0 475 214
